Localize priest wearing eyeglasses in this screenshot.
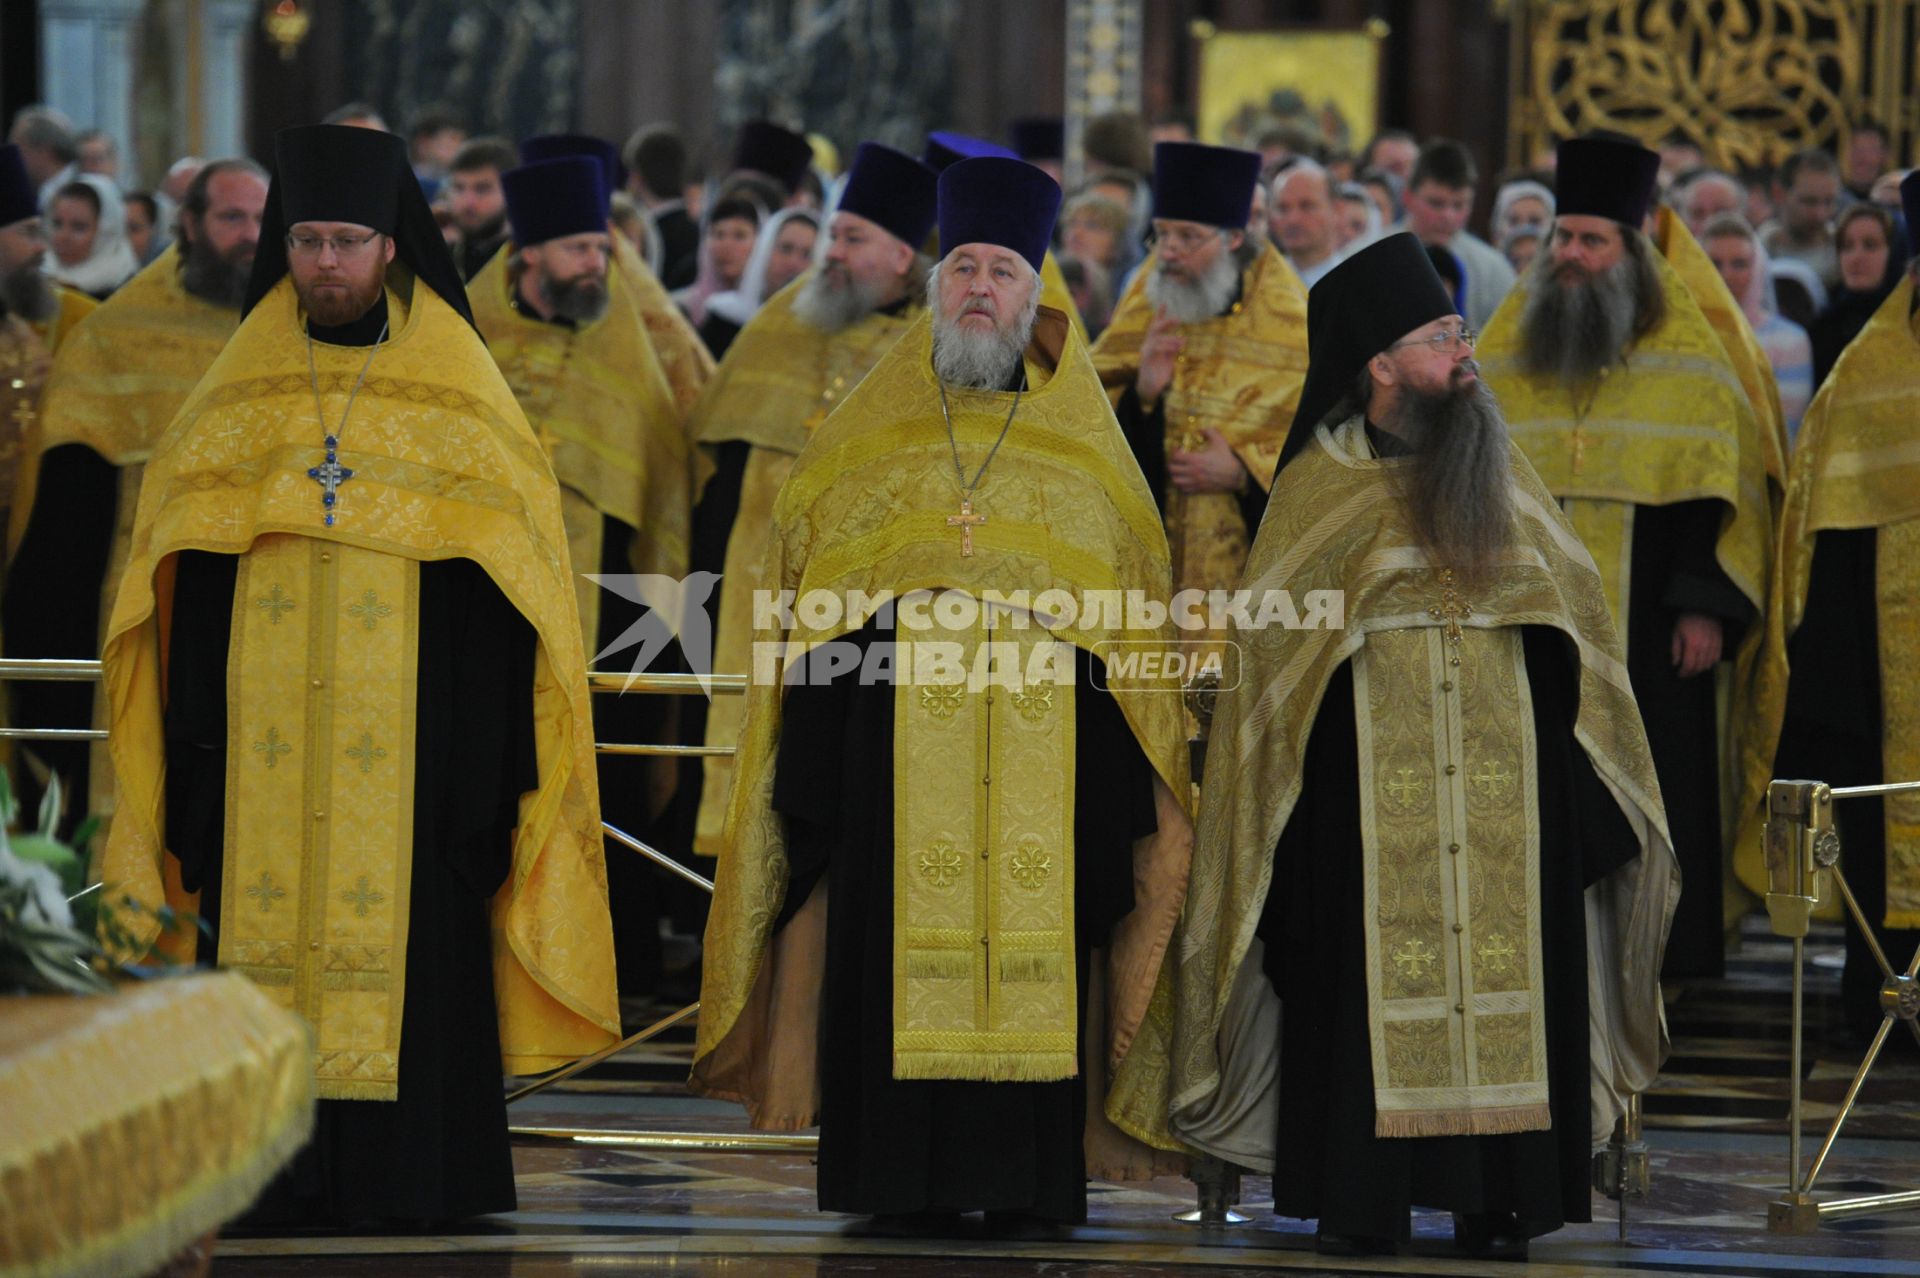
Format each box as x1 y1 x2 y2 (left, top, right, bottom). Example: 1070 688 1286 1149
96 124 618 1225
1109 234 1676 1259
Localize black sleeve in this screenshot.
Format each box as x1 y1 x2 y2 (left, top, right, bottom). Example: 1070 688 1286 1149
1114 386 1168 515
1650 498 1757 643
1779 527 1882 766
435 559 539 899
1522 629 1640 887
163 551 239 892
769 641 853 930
1074 648 1157 949
3 444 120 786
1233 461 1266 536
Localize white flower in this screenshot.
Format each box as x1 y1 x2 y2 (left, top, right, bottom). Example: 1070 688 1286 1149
0 840 73 930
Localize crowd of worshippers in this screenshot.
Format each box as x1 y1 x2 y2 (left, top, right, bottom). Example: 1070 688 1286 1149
2 94 1918 1263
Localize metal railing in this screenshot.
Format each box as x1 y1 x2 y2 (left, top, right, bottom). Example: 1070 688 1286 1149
1762 778 1920 1233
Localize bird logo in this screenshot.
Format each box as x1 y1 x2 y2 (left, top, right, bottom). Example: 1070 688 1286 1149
585 572 723 696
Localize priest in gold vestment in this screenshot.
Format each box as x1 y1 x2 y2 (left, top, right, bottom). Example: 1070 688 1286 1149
97 126 617 1224
0 146 53 568
1478 136 1768 979
519 134 715 422
4 157 268 828
1091 141 1308 652
472 154 694 999
1740 174 1920 1040
693 157 1192 1225
1109 234 1676 1257
690 142 937 857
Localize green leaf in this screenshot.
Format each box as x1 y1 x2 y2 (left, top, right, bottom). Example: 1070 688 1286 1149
35 773 62 839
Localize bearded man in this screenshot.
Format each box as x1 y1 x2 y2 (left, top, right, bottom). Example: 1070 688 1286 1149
0 143 94 357
520 133 714 420
0 146 54 583
445 134 517 280
694 156 1192 1227
688 142 937 856
470 155 693 1001
1477 136 1770 979
1739 173 1920 1041
1110 233 1675 1259
4 156 268 829
98 124 616 1224
1092 141 1308 660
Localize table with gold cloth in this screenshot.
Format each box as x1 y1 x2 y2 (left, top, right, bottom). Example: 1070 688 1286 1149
0 972 314 1278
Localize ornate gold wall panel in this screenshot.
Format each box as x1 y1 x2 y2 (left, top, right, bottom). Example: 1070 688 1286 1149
1507 1 1916 171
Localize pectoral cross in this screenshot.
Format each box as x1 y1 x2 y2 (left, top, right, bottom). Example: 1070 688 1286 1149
947 496 986 557
308 437 353 528
1429 568 1473 666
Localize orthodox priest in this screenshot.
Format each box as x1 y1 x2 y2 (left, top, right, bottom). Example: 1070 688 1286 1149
5 156 267 829
0 146 53 563
690 141 937 857
1091 141 1308 655
1478 136 1769 978
521 133 713 421
472 154 693 999
1739 174 1920 1039
1109 234 1676 1256
692 156 1193 1227
96 125 618 1224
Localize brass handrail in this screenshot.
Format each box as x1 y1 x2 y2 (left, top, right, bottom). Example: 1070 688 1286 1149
1763 778 1920 1233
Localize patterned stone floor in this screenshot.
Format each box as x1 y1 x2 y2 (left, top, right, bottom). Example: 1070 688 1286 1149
212 916 1920 1276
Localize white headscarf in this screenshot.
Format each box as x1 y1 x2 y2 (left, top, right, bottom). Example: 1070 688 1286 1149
1491 179 1556 243
704 206 819 328
43 172 138 296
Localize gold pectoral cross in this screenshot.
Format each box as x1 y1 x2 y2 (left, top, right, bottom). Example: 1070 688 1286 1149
948 497 986 557
1429 568 1474 666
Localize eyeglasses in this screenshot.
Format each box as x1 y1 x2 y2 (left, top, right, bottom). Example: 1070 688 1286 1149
286 231 381 258
1390 326 1477 354
1146 223 1224 253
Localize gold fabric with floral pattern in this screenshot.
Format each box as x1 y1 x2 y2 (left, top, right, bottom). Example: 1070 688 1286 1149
1737 281 1920 927
894 608 1078 1081
224 536 419 1099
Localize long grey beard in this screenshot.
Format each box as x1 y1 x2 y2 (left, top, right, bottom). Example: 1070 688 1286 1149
928 270 1040 391
1518 254 1638 386
179 237 251 310
791 264 884 332
1143 250 1240 325
1389 374 1514 577
0 264 56 321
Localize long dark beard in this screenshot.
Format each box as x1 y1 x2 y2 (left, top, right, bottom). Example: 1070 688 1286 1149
179 235 253 309
1518 253 1639 385
298 259 388 328
1388 374 1514 577
0 263 56 321
539 268 610 323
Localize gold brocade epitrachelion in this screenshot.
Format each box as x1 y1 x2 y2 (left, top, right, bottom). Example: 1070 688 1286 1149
225 536 419 1100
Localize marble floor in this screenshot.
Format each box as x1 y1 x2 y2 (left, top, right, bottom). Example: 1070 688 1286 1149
212 917 1920 1277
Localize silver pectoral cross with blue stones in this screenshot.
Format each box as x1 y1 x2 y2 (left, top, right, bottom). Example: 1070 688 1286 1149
308 435 353 527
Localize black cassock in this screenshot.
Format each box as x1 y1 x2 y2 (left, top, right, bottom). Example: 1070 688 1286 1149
1774 528 1920 1039
161 300 539 1225
772 621 1158 1221
3 441 122 827
1612 498 1753 980
1257 627 1640 1243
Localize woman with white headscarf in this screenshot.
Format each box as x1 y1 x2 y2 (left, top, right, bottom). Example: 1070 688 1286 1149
698 206 819 358
1331 180 1382 252
44 173 138 298
1491 178 1555 272
1701 212 1814 441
